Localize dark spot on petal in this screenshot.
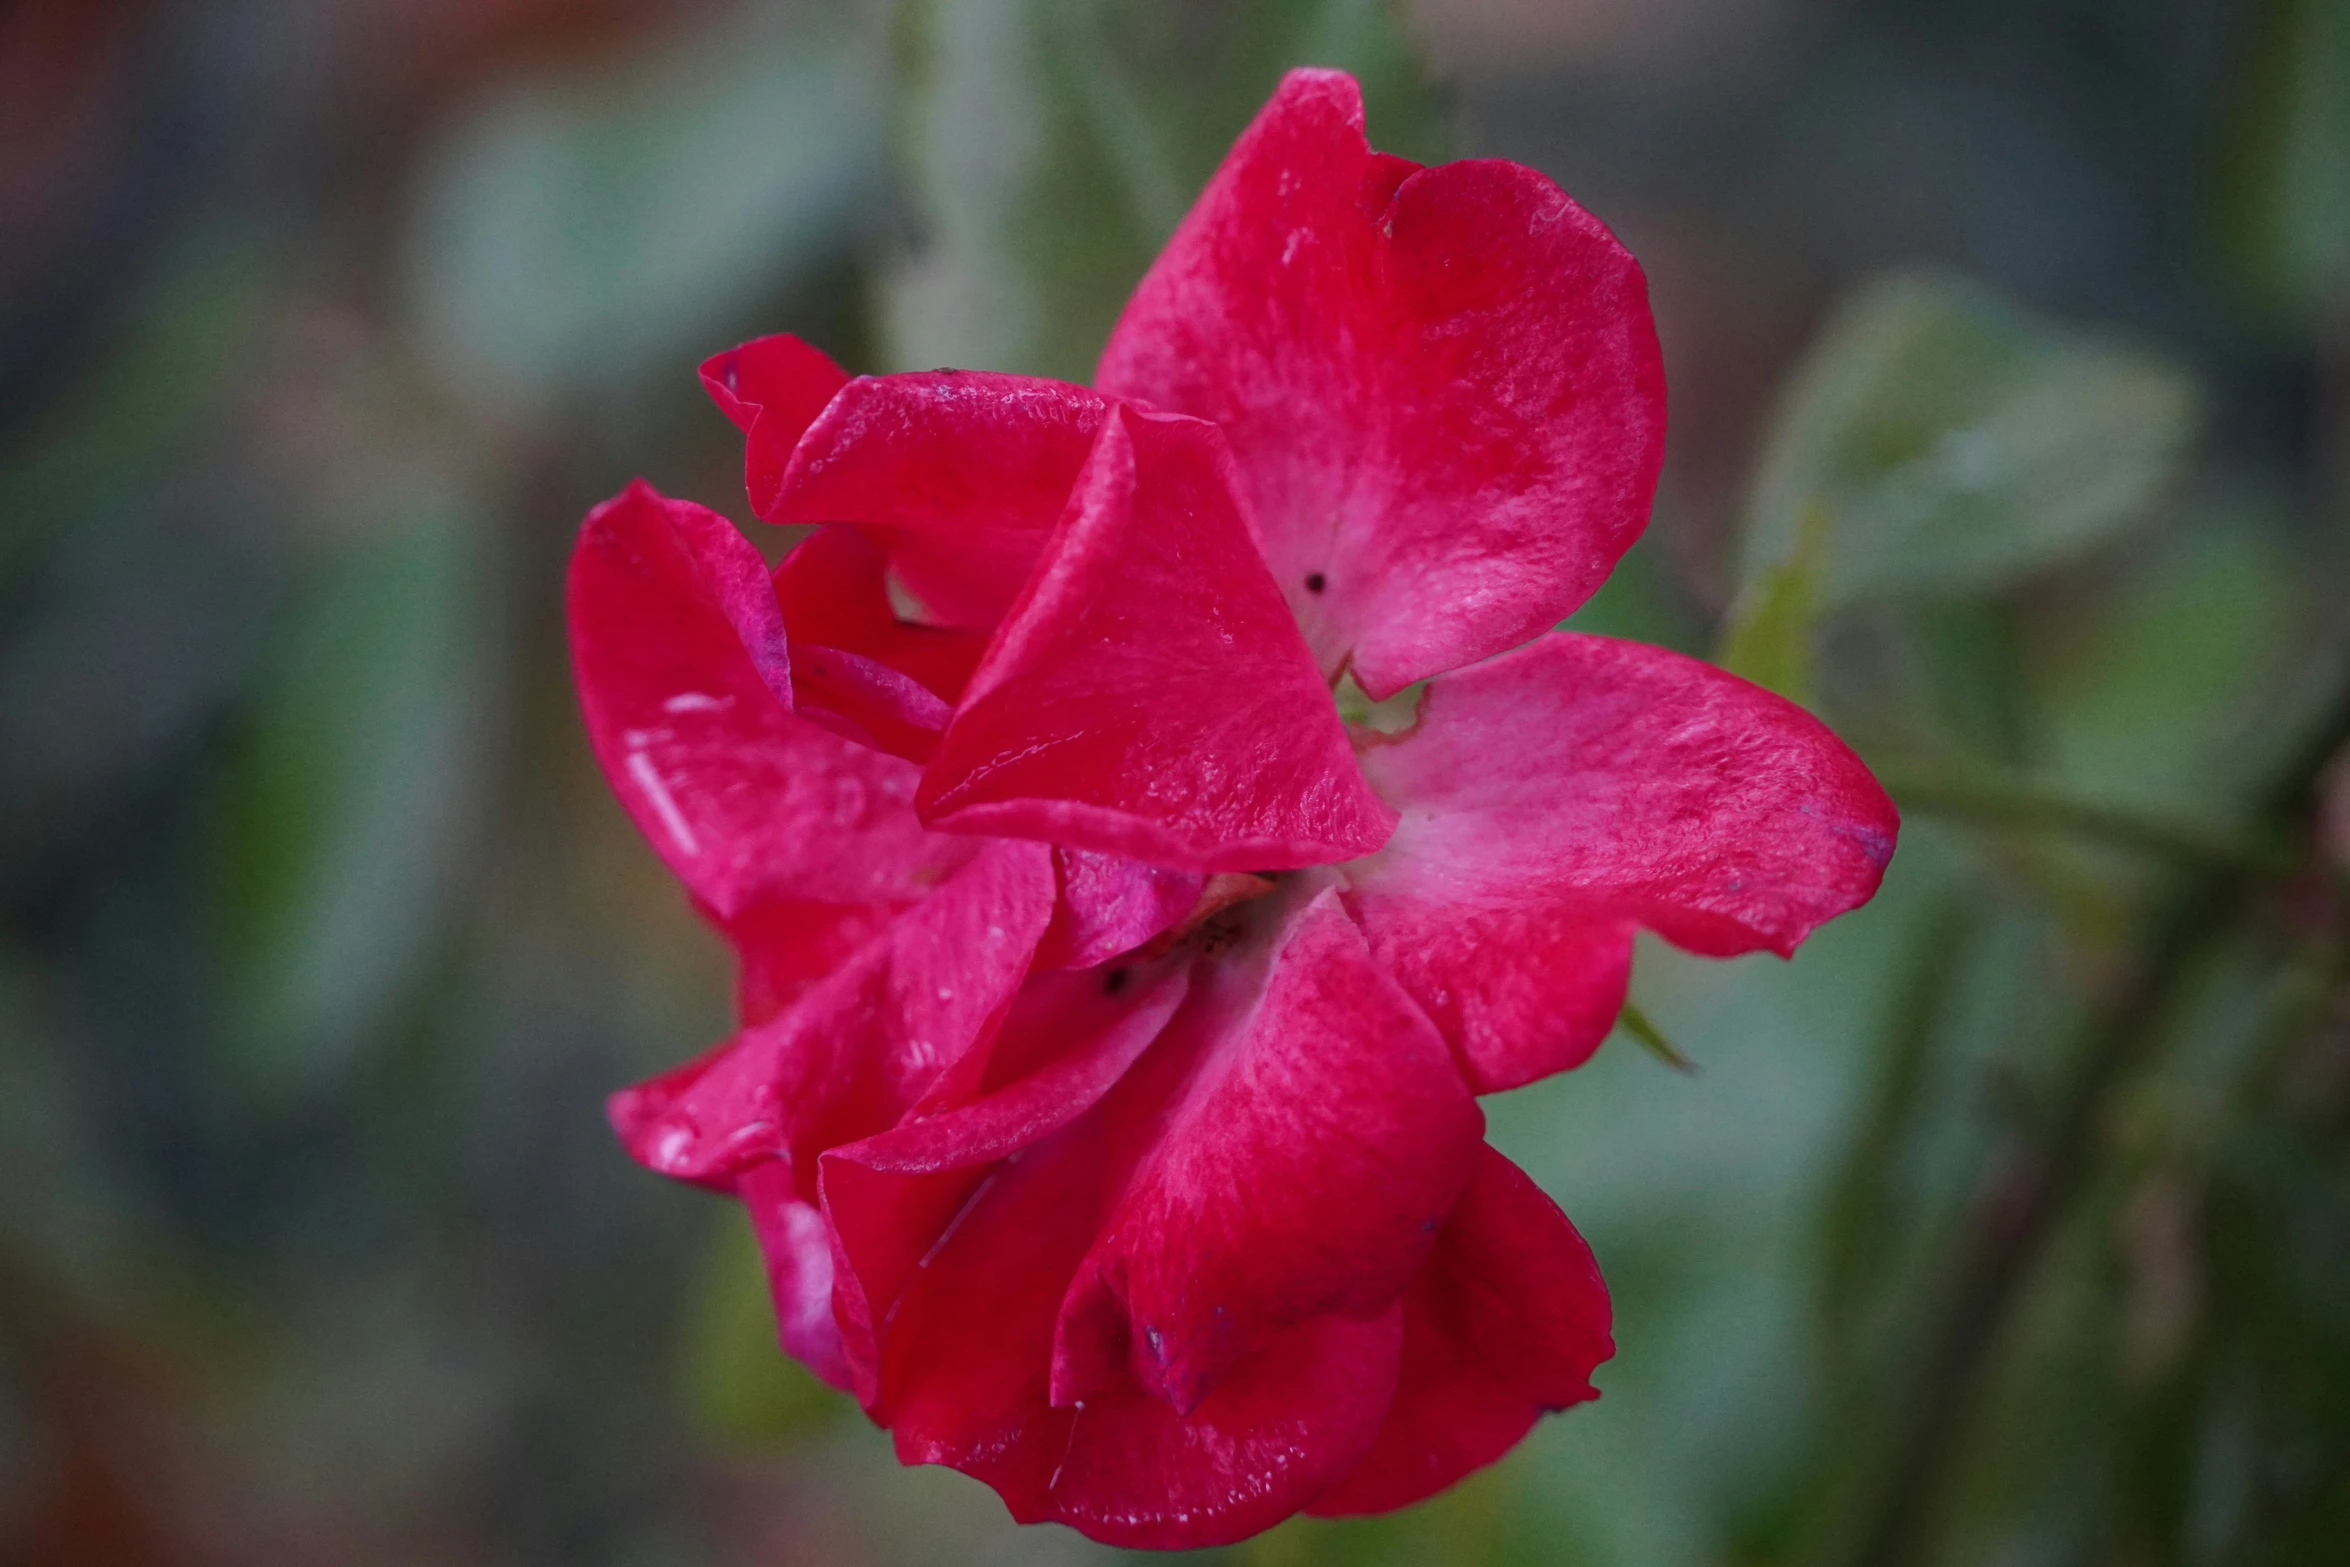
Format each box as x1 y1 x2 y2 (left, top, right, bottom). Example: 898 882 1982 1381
1304 571 1327 594
1103 967 1131 995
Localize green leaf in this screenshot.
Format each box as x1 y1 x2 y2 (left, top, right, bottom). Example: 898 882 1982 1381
1739 271 2202 607
1717 498 1830 703
203 504 498 1102
884 0 1445 379
2219 0 2350 322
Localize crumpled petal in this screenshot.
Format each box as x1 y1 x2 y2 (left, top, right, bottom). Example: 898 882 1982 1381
919 405 1397 872
1051 887 1482 1417
872 1097 1403 1551
769 371 1110 629
821 960 1192 1399
773 524 989 762
568 480 969 924
1096 68 1666 697
701 334 851 519
605 838 1055 1194
1345 632 1898 1090
1308 1145 1612 1516
1034 847 1204 970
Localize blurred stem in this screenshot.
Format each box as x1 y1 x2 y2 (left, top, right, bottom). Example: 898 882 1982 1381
1844 655 2350 1567
1875 762 2294 873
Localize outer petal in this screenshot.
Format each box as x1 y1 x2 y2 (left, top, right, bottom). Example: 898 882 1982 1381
769 372 1110 629
701 334 851 518
919 406 1396 872
735 1160 855 1392
1051 888 1482 1416
1346 633 1898 1089
567 481 965 923
873 1103 1403 1550
605 838 1055 1194
1308 1146 1612 1516
1096 68 1666 697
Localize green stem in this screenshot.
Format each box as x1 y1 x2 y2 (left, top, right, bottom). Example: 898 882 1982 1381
1844 662 2350 1567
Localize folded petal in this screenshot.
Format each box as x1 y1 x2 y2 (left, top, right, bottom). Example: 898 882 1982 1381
1344 632 1894 1084
1307 1146 1612 1516
873 1102 1402 1550
919 406 1397 872
1096 68 1666 697
769 372 1111 629
606 838 1056 1194
568 481 966 923
701 334 851 518
1052 887 1482 1416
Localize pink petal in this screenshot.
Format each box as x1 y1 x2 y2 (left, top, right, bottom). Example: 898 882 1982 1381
1096 68 1666 697
1051 887 1481 1417
820 961 1192 1399
567 481 966 924
605 838 1055 1194
735 1160 855 1392
1346 633 1897 1088
771 526 990 764
700 335 851 519
773 524 989 701
769 371 1111 630
1308 1146 1612 1516
872 1104 1402 1550
1034 847 1204 970
918 406 1397 872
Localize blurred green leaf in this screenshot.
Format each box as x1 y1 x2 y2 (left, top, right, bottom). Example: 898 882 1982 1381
0 240 267 591
1740 272 2202 607
203 503 497 1101
682 1213 848 1445
1718 498 1830 704
405 13 884 408
2220 0 2350 321
885 0 1445 379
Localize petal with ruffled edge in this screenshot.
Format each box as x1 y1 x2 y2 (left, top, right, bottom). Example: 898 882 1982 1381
872 1093 1403 1551
920 406 1395 872
568 481 969 924
605 838 1055 1194
1345 632 1898 1092
1050 887 1481 1417
1307 1145 1611 1515
1096 68 1665 697
701 334 850 519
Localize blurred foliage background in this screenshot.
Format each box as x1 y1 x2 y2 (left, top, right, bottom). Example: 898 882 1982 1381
4 0 2349 1563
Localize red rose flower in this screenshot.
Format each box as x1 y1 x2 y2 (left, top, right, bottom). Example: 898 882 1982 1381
570 69 1896 1549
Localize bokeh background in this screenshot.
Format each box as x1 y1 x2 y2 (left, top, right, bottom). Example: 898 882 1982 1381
5 0 2349 1562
